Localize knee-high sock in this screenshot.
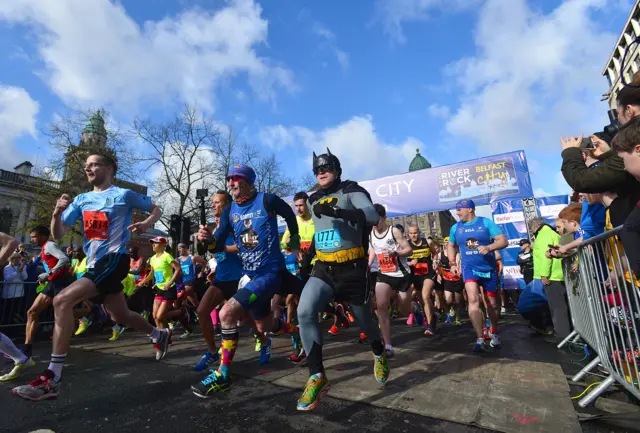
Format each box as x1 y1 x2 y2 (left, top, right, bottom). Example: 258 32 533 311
218 327 238 377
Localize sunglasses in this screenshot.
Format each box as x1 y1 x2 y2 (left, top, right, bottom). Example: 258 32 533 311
226 175 244 183
313 164 334 175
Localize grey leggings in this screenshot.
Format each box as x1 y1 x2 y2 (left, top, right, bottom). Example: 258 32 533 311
297 276 381 370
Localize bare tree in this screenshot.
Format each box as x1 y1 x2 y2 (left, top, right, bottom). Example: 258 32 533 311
297 173 319 192
253 152 297 197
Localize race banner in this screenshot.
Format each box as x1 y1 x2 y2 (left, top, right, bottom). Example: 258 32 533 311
491 195 569 289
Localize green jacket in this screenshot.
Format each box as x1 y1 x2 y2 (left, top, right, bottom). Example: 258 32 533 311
533 225 564 281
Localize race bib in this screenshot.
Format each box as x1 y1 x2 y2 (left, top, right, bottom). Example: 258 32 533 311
84 211 109 240
377 254 398 273
315 229 342 250
472 269 491 279
154 270 165 284
300 241 312 254
181 264 191 276
414 262 430 276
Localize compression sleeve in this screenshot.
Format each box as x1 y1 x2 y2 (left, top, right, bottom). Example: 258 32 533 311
345 191 378 226
210 207 232 253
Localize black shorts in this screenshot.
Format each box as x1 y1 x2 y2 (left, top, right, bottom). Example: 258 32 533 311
41 274 73 298
311 259 370 304
211 279 240 301
278 271 304 297
377 273 412 293
84 253 130 295
369 271 378 293
411 273 437 290
443 279 464 293
153 285 177 302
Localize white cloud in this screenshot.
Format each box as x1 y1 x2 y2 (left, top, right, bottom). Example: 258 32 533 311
374 0 478 43
260 115 429 180
0 85 39 169
443 0 615 154
427 103 450 119
310 20 349 72
0 0 296 112
312 22 336 41
335 49 350 72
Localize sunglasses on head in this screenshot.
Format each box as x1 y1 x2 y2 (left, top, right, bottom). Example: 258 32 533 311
313 164 334 175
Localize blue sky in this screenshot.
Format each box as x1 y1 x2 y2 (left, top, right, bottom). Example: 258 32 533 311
0 0 633 198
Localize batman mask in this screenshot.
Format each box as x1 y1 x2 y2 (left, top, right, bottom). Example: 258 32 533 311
312 148 342 177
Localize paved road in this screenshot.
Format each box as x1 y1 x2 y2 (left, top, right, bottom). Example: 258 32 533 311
1 347 492 433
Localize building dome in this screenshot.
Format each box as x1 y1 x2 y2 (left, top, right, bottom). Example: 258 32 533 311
82 111 107 138
408 148 431 172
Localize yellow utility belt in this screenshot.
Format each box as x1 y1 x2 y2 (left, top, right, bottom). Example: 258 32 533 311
316 246 365 264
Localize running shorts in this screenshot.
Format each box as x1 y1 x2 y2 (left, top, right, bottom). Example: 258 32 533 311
443 279 464 293
377 273 412 293
211 279 240 301
410 273 437 291
462 268 499 296
233 272 282 320
368 271 378 293
311 259 369 305
277 270 304 297
153 285 178 302
41 274 73 298
84 253 130 296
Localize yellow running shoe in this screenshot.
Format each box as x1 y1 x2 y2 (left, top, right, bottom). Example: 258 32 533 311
297 373 330 411
374 352 389 384
75 320 91 336
0 358 35 382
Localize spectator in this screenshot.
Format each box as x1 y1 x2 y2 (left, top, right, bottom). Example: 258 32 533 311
1 253 28 329
16 244 28 258
518 280 554 335
516 239 534 285
529 217 571 339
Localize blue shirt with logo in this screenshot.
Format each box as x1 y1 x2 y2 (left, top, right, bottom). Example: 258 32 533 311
449 216 503 273
178 255 195 283
214 232 243 282
212 192 297 277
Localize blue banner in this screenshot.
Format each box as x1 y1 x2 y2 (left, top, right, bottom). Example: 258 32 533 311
279 150 534 233
490 195 569 289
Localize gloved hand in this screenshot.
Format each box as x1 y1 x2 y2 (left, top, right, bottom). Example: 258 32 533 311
313 203 337 219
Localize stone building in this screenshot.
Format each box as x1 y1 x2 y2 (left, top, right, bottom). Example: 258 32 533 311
388 149 456 240
0 112 162 257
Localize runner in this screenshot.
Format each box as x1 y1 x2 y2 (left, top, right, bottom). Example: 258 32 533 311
177 243 199 309
12 151 170 402
193 190 243 373
0 232 36 382
370 204 413 358
22 226 72 359
127 245 152 323
296 149 388 411
438 237 463 325
447 199 508 352
406 224 439 335
191 165 302 397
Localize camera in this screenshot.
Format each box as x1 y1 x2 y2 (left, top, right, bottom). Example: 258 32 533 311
603 109 622 139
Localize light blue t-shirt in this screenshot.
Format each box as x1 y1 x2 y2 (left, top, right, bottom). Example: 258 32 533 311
61 186 153 268
449 217 503 272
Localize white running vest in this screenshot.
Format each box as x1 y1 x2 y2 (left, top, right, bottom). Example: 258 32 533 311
370 227 409 277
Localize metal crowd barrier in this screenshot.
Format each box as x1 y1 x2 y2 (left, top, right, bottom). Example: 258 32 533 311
0 281 53 336
559 226 640 407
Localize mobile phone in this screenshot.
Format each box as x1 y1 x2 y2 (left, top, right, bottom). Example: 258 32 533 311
581 137 595 150
547 244 559 250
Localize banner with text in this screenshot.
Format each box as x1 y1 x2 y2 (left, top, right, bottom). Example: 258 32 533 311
491 195 569 289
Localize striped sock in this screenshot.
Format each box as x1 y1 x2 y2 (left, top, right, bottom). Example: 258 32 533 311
218 327 238 378
48 353 66 382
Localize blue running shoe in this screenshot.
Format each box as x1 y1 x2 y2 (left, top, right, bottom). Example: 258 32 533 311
194 351 220 372
445 315 452 324
473 338 489 353
260 337 272 365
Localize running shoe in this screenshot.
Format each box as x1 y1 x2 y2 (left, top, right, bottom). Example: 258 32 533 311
74 319 91 336
444 314 452 324
385 348 395 360
473 338 489 353
424 325 434 336
406 313 415 326
328 325 339 335
179 330 192 340
0 358 35 382
500 307 506 315
109 326 125 341
254 334 262 352
259 337 272 365
12 370 59 401
291 331 302 353
297 373 330 411
489 332 502 348
453 316 462 326
194 351 220 372
346 311 355 323
155 328 172 361
358 332 368 344
289 349 307 366
449 307 455 317
191 370 231 398
374 352 389 384
528 324 553 336
436 311 445 322
482 327 491 342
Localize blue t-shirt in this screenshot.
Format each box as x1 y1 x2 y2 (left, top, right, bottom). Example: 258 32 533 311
580 200 606 240
61 186 153 268
284 252 300 278
178 255 195 283
449 216 503 272
214 232 243 282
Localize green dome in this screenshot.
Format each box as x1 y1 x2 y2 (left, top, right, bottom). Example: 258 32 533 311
82 111 107 137
408 148 431 172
